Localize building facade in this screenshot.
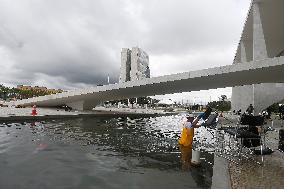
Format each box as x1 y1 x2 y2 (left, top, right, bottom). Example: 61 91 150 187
119 48 131 83
119 47 150 83
231 0 284 114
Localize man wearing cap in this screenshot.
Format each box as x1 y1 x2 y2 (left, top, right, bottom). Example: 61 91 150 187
179 113 205 170
179 114 202 147
179 107 212 147
179 107 212 170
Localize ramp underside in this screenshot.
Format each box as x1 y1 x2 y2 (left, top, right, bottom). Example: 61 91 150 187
6 57 284 109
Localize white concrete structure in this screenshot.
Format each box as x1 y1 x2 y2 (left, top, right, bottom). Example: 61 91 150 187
130 47 150 81
119 48 131 83
231 0 284 114
5 56 284 110
119 47 150 83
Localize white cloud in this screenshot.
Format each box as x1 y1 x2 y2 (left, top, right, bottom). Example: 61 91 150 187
150 46 237 77
153 87 232 105
0 0 251 101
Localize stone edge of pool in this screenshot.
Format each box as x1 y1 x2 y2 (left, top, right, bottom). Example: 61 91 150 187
0 111 178 122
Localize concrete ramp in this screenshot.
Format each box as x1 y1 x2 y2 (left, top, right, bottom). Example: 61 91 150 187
5 56 284 110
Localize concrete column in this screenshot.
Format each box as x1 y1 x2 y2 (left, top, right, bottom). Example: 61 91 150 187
240 41 248 63
254 83 284 114
231 40 252 113
66 100 99 111
251 2 268 114
253 2 268 61
232 2 273 114
231 85 253 114
252 2 280 114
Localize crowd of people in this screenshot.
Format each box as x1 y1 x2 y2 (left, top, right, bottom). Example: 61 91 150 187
232 103 284 120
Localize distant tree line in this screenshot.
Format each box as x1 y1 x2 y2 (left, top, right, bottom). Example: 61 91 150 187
207 95 231 111
106 97 160 107
106 95 233 111
0 84 61 100
207 94 282 113
267 103 280 113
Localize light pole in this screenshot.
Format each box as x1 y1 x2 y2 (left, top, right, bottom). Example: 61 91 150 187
252 84 255 115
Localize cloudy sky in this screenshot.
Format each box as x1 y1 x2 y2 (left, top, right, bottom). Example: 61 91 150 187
0 0 251 103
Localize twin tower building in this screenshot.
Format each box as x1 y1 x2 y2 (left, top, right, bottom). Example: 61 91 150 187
119 47 150 83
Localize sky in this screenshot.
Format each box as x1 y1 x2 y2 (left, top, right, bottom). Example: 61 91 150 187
0 0 251 103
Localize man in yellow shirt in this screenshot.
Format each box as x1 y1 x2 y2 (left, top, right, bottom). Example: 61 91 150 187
179 114 202 147
179 114 203 170
179 107 212 170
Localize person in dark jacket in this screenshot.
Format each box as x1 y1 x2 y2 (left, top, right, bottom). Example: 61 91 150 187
246 104 254 115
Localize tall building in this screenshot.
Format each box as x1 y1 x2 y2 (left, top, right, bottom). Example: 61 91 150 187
119 47 150 83
119 48 131 82
130 47 150 81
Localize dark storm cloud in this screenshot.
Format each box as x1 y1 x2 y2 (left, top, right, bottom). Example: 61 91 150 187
0 0 250 89
118 0 249 56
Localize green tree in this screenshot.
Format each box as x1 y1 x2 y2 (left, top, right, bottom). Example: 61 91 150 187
221 95 227 101
267 103 279 113
0 85 9 100
207 100 231 111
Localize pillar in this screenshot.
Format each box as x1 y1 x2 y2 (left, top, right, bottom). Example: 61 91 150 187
253 2 268 61
231 41 253 113
66 100 99 111
232 1 273 115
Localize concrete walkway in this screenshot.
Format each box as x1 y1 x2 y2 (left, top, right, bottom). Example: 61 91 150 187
221 114 284 189
211 156 232 189
0 106 176 122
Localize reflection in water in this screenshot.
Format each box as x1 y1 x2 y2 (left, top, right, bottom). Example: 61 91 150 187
0 115 215 189
179 145 192 171
279 129 284 152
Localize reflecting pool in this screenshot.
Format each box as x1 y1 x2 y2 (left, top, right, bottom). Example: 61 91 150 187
0 115 217 189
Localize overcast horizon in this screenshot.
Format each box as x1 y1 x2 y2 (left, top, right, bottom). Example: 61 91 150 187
0 0 251 102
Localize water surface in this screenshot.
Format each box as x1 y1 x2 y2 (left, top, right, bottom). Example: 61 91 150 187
0 115 216 189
